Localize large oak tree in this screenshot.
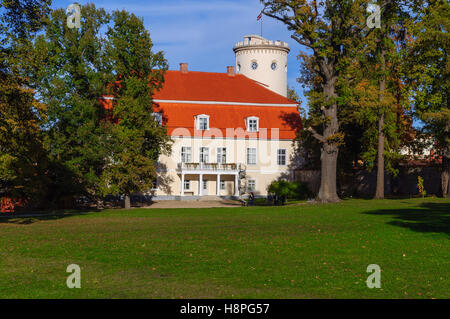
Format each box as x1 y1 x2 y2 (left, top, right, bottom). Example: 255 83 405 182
262 0 373 202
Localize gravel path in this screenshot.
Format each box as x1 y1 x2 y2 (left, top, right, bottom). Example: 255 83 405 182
143 200 242 209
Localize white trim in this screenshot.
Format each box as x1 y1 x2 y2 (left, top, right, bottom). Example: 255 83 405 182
246 147 257 165
277 148 287 166
247 179 256 192
246 116 259 132
170 136 295 142
165 168 289 174
153 99 298 108
181 146 192 163
195 114 210 130
216 147 227 164
199 146 209 163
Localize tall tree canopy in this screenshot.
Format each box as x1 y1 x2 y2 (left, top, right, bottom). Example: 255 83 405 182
0 0 51 203
100 10 171 209
31 4 171 207
31 4 112 203
262 0 373 202
405 0 450 197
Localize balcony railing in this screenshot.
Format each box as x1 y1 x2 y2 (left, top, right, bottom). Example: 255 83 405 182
177 162 245 172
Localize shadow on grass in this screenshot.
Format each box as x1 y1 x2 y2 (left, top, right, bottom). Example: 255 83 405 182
0 209 97 225
363 202 450 235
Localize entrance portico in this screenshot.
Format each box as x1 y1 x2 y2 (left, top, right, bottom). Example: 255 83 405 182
178 163 242 197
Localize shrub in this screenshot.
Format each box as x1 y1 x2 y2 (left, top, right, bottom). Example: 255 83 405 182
267 180 313 204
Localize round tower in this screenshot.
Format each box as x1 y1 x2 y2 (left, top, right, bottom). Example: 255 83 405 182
233 34 290 97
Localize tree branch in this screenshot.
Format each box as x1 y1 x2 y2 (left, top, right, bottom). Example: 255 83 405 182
307 127 325 143
291 34 313 49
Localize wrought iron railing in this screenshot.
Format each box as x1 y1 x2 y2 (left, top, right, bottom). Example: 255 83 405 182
177 162 245 171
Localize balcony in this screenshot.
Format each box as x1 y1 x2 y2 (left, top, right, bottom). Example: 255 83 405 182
177 162 245 173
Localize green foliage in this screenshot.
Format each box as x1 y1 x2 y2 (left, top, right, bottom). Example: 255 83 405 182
405 0 449 157
0 0 51 203
417 176 426 197
30 4 112 201
30 5 172 203
99 10 171 197
267 180 312 202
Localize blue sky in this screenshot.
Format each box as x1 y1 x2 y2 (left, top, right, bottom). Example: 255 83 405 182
54 0 306 103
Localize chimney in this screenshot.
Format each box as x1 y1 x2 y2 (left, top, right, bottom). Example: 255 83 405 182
180 63 188 73
227 66 235 77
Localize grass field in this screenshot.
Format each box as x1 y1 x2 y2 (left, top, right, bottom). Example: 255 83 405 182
0 198 448 299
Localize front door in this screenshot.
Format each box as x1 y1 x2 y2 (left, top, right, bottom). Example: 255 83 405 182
203 180 208 195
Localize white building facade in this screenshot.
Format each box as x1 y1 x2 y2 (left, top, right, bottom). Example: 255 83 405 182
147 36 300 200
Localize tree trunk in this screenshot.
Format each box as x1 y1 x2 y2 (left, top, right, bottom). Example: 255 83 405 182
375 114 385 199
96 199 104 210
124 195 131 209
442 159 449 198
442 121 450 198
317 80 340 203
318 142 340 202
375 46 386 199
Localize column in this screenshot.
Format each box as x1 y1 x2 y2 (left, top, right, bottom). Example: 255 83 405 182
234 173 239 196
180 173 185 196
216 174 221 196
199 173 203 196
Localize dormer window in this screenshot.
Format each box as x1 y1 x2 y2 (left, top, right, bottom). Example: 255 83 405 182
196 114 209 130
246 116 259 132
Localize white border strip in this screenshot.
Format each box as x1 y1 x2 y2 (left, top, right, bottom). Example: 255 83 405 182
153 99 298 108
170 136 295 142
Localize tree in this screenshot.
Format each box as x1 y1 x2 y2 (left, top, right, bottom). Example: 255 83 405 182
405 0 449 197
100 10 171 209
0 0 51 205
262 0 373 202
30 4 112 204
368 0 413 199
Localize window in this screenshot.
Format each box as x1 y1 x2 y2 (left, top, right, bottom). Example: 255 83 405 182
181 147 192 163
152 179 157 189
271 62 277 70
196 114 209 130
220 180 225 190
247 148 257 165
199 147 209 163
277 149 287 166
152 112 162 125
247 180 256 191
246 117 259 132
183 180 190 190
237 63 241 72
217 147 227 164
251 61 258 70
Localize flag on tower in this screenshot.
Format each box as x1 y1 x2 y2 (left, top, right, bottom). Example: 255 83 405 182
257 12 262 21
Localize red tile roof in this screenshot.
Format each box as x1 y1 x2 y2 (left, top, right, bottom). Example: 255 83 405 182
153 102 301 140
101 70 302 140
153 70 297 104
153 70 301 140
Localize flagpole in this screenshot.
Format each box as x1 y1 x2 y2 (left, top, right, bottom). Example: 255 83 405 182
257 11 262 37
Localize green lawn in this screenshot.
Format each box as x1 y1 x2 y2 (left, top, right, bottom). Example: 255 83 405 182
0 198 448 298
